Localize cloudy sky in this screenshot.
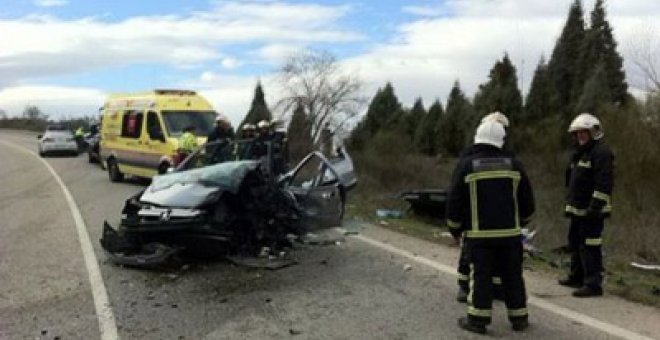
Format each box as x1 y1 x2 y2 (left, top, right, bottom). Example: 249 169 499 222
0 0 658 124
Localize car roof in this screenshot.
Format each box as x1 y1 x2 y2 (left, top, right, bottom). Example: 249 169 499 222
46 124 68 131
44 130 74 136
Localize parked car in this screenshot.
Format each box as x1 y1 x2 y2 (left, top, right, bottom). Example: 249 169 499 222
101 139 357 268
37 130 79 157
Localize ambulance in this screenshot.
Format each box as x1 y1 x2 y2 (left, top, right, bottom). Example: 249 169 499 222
99 89 216 182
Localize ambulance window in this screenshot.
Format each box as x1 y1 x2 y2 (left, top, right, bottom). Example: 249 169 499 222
121 111 143 139
146 111 164 139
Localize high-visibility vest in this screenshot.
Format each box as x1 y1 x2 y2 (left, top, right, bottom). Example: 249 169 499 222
178 132 198 153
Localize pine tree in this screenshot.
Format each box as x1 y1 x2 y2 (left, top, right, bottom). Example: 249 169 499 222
440 81 474 156
473 54 523 124
363 82 403 135
405 97 426 142
575 63 612 113
287 100 313 162
547 0 586 120
524 56 559 123
240 81 272 128
573 0 628 108
415 99 444 155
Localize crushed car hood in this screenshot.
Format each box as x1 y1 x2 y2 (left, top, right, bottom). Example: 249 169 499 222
140 160 261 208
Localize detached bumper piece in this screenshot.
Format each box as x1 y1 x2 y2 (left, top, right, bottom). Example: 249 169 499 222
101 221 181 268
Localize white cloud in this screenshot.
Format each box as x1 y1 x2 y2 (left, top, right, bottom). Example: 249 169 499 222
34 0 68 8
345 0 660 111
0 85 105 117
256 43 303 64
0 1 361 87
221 57 242 69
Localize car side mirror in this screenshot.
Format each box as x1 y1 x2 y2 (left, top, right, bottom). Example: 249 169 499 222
37 134 42 139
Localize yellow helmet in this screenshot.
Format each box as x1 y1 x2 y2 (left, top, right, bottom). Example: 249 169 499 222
257 120 270 129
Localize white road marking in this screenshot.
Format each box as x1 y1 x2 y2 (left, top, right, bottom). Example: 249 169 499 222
350 232 654 340
2 141 120 340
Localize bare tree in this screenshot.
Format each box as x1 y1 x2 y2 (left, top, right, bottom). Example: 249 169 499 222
629 24 660 95
276 49 365 146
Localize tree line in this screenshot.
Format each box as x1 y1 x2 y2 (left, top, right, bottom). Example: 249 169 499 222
348 0 630 156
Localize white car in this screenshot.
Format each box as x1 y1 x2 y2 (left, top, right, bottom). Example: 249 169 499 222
37 130 79 157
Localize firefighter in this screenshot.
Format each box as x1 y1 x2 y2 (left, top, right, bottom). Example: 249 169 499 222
456 112 509 303
558 113 613 298
251 120 272 159
446 120 535 334
207 113 235 143
241 123 256 139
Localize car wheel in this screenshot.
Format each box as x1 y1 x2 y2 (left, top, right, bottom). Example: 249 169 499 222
157 162 170 175
39 151 45 157
108 158 124 182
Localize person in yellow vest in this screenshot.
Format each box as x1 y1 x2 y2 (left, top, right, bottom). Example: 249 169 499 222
176 126 198 163
74 126 85 151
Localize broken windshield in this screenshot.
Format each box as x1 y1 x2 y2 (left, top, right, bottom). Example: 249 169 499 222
178 139 258 171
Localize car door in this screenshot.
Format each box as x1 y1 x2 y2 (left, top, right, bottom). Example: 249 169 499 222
287 153 343 230
145 111 168 171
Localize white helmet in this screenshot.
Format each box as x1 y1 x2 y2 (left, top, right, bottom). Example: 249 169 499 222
481 111 510 128
215 113 230 124
474 120 506 148
568 113 603 140
257 120 270 129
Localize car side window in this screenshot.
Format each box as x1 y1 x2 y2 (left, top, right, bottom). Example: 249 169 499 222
121 111 143 139
290 155 337 188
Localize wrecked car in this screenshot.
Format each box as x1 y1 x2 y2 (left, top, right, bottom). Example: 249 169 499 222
100 139 357 268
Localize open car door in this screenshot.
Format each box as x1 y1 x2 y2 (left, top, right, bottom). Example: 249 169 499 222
286 152 345 231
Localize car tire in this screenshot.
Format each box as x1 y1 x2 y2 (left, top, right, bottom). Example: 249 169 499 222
157 162 170 175
108 158 124 182
39 151 45 157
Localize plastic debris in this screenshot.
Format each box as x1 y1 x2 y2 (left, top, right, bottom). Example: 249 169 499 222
631 262 660 271
376 209 403 219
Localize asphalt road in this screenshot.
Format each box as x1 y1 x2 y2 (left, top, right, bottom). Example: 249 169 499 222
1 129 659 340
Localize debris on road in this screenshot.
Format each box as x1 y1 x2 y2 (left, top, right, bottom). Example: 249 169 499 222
376 209 403 219
403 264 413 272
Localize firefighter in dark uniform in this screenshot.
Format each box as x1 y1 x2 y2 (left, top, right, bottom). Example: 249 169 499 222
456 112 509 303
558 113 613 298
207 113 235 143
446 120 535 334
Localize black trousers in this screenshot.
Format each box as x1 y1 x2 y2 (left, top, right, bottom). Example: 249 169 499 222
458 240 502 292
567 216 604 288
466 237 527 326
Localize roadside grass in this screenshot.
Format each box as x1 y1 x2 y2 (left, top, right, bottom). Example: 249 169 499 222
347 137 660 307
347 193 660 307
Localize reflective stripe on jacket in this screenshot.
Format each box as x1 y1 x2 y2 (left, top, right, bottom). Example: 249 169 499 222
446 144 535 239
